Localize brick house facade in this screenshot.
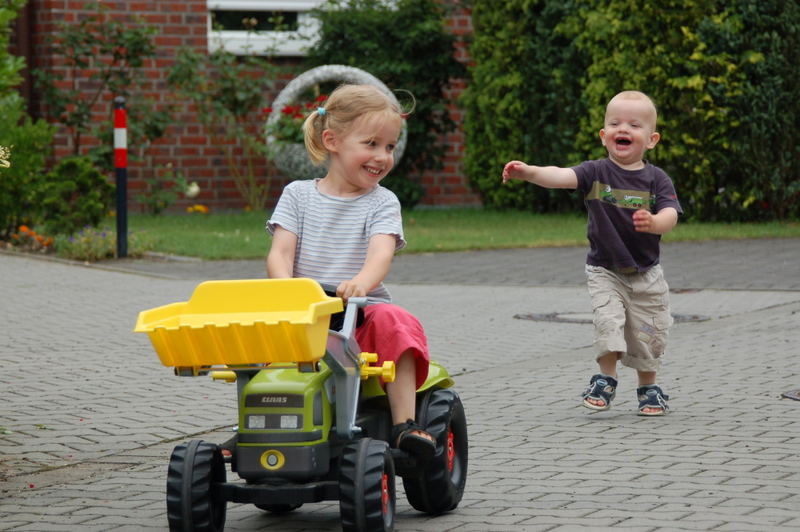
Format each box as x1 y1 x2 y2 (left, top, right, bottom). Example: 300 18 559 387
11 1 480 212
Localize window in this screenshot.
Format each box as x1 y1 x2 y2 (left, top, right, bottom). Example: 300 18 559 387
207 1 325 56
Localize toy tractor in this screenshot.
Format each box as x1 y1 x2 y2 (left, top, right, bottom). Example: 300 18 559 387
135 278 468 532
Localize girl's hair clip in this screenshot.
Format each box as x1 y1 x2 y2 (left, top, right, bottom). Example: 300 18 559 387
317 107 327 116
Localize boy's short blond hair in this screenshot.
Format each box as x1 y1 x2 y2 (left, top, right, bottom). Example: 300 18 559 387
606 91 658 130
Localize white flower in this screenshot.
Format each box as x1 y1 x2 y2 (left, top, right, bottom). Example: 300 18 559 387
185 182 200 198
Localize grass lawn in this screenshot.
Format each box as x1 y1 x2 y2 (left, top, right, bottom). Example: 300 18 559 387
128 209 800 260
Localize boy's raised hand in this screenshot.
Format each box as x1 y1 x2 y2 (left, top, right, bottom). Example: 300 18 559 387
502 160 530 183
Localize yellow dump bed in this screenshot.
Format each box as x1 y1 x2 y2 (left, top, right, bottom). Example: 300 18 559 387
134 278 342 367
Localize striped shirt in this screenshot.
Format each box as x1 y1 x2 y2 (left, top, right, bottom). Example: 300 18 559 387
267 179 405 303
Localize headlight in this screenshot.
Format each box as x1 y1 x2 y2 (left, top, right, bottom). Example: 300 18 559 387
245 414 302 429
280 415 299 429
248 415 266 429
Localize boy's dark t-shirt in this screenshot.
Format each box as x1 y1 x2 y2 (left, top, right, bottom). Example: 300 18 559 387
572 158 682 272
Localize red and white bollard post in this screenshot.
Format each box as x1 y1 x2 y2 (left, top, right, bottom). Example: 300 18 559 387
114 96 128 258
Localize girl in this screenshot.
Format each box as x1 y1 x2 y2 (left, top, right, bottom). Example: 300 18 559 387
266 84 435 458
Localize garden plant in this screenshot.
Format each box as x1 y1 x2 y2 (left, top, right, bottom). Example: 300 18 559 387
464 0 800 222
307 0 467 208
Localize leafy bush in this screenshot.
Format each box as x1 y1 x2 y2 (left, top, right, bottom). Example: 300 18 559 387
467 0 800 221
557 0 800 222
307 0 467 208
0 0 56 239
0 0 26 95
0 94 56 238
462 0 586 212
35 157 114 235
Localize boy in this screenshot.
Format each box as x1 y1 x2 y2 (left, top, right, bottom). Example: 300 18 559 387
502 90 682 416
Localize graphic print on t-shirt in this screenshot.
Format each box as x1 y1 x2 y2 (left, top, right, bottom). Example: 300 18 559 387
585 181 653 212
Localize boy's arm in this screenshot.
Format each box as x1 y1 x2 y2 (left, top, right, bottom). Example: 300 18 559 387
502 160 578 189
633 207 678 235
337 233 396 300
266 225 297 278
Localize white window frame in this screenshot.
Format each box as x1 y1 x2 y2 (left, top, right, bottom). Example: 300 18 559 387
207 1 325 56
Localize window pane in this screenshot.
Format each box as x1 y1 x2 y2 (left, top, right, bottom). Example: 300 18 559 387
210 10 299 32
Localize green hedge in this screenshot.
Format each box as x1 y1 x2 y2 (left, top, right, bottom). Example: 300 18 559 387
463 0 586 212
307 0 466 208
464 0 800 221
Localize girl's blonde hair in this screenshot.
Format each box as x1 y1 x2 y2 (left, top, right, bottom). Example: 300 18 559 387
303 84 408 166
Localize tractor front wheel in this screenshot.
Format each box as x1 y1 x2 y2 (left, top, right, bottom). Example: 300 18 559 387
339 438 396 532
166 439 227 532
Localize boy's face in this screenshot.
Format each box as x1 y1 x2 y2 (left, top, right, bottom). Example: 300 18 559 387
600 97 660 170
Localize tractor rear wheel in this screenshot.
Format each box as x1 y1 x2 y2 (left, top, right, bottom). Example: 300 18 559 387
404 388 468 514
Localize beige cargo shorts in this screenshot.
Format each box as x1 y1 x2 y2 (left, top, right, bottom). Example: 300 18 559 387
585 264 673 372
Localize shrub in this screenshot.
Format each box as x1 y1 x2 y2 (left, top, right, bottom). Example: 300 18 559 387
0 0 56 239
0 94 56 239
35 157 114 235
306 0 467 208
0 0 26 95
467 1 800 221
462 0 586 211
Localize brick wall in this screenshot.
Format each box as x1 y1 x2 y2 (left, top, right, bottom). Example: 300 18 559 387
15 0 480 211
419 3 480 207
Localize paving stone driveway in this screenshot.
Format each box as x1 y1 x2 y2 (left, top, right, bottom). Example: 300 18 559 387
1 238 799 531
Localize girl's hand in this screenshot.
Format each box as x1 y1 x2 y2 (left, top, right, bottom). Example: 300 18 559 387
337 280 368 301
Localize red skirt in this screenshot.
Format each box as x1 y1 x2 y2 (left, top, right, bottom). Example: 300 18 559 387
355 303 430 389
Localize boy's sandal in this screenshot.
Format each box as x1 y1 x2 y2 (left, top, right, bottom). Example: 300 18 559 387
391 419 436 460
582 374 618 411
637 385 670 416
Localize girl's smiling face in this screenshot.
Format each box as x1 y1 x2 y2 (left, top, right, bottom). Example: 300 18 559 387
600 97 660 170
322 113 401 196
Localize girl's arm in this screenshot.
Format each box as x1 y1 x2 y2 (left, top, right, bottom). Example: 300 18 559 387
266 226 297 278
337 233 396 300
502 160 578 189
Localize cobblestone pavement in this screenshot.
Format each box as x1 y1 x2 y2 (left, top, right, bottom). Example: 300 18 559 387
1 238 799 531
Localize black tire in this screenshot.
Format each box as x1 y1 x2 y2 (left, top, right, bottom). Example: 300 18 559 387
166 439 227 532
254 503 302 514
339 438 396 532
403 388 468 514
